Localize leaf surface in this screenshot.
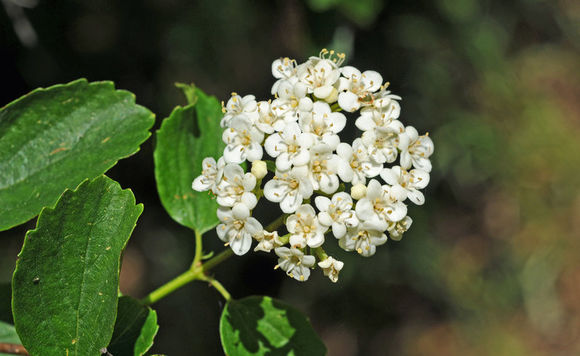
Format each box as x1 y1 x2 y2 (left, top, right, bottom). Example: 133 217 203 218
154 87 224 234
108 296 158 356
12 176 143 356
220 296 327 356
0 79 154 231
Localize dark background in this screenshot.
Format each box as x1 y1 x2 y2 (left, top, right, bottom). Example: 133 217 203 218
1 0 579 355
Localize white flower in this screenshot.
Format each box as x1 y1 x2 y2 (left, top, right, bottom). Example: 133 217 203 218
254 100 286 134
380 166 430 205
337 66 383 112
355 179 407 229
286 204 328 248
299 101 346 150
272 80 313 120
339 222 388 257
398 126 434 172
217 205 262 256
222 117 264 163
355 100 401 132
264 122 314 171
372 88 402 110
271 57 298 94
214 164 258 210
253 230 283 252
221 93 259 128
297 50 343 101
315 193 358 239
274 247 316 282
307 145 340 194
263 167 313 213
361 120 404 164
336 139 382 185
318 256 344 283
192 157 225 192
387 216 412 241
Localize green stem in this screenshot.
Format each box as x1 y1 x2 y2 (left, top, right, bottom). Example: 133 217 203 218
200 275 232 301
140 269 197 305
265 214 287 232
313 247 329 261
192 229 203 268
140 213 291 305
202 248 234 273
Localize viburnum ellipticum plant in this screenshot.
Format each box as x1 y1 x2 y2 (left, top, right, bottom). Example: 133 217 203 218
0 49 432 355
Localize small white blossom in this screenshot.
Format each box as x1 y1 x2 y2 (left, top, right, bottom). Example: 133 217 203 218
372 88 402 110
361 120 404 164
297 49 344 101
380 166 430 205
215 164 258 210
355 179 407 229
221 93 259 128
272 79 313 121
264 122 314 171
336 139 382 185
217 205 262 256
275 247 316 282
318 256 344 283
307 145 340 194
254 100 286 134
271 57 298 94
286 204 328 248
300 101 346 150
355 99 401 132
398 126 434 172
222 117 264 163
387 216 412 241
192 157 225 192
263 167 313 213
315 193 358 239
339 222 388 257
338 66 383 112
253 230 283 252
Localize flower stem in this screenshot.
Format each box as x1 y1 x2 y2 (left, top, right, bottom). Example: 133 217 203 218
265 214 287 232
141 213 290 305
140 269 198 305
200 275 232 301
141 229 236 305
202 248 234 273
192 229 203 269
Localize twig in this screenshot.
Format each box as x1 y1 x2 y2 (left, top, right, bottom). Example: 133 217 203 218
0 343 29 355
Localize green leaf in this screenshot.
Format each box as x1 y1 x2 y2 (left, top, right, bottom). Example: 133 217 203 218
220 296 327 356
12 176 143 356
108 296 159 356
0 322 19 344
154 86 224 234
0 79 154 231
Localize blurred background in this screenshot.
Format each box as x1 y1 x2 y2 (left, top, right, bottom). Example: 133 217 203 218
1 0 579 355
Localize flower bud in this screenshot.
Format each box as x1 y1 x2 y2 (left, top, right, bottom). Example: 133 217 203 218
350 183 367 200
251 160 268 179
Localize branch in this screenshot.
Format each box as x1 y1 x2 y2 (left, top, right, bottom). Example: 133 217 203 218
0 343 28 355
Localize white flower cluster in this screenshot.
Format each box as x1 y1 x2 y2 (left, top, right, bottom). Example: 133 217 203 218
192 49 434 283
